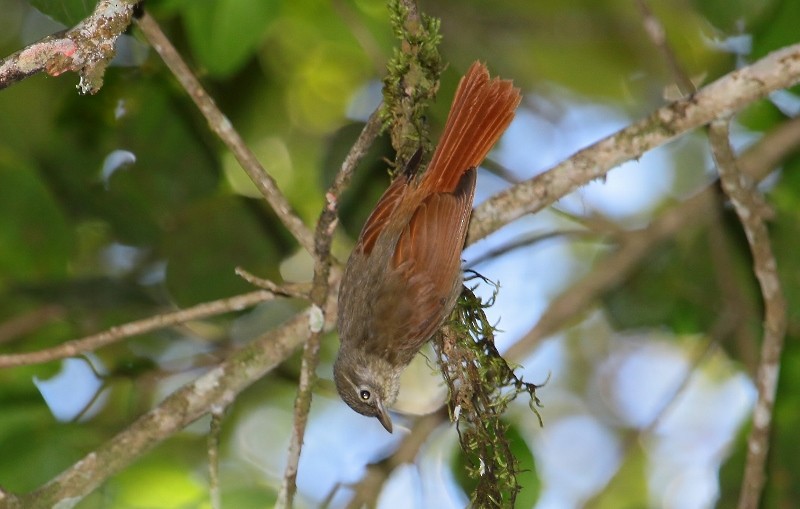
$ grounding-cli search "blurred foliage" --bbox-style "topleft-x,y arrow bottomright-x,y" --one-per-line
588,440 -> 649,509
27,0 -> 94,25
0,0 -> 798,507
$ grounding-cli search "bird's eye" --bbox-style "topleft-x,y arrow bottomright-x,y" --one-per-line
359,389 -> 371,401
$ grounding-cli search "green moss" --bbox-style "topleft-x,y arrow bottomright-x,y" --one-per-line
435,275 -> 545,508
381,0 -> 443,170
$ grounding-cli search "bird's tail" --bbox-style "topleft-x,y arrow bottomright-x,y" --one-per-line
420,62 -> 521,194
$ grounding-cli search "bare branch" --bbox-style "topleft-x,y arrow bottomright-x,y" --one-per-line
468,43 -> 800,245
0,0 -> 139,94
3,309 -> 313,509
234,267 -> 312,298
208,408 -> 225,509
0,290 -> 277,368
134,11 -> 316,254
277,107 -> 383,509
708,119 -> 787,509
635,0 -> 696,95
0,305 -> 65,345
505,115 -> 800,362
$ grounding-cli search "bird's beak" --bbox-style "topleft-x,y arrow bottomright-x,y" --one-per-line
376,400 -> 393,433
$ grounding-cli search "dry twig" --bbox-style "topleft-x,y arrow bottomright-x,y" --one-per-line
0,289 -> 277,368
276,109 -> 383,508
709,119 -> 787,509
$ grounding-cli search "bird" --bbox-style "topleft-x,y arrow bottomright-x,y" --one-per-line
334,61 -> 521,432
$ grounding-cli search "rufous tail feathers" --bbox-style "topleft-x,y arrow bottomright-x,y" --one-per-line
420,61 -> 521,193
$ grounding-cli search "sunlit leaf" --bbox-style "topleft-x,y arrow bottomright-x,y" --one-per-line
182,0 -> 280,77
112,452 -> 210,509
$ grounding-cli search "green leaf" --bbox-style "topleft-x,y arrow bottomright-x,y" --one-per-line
738,100 -> 788,133
771,154 -> 800,326
183,0 -> 281,77
588,440 -> 649,509
690,0 -> 774,34
602,241 -> 715,334
750,0 -> 800,59
162,195 -> 284,306
762,336 -> 800,507
108,448 -> 211,509
0,403 -> 101,491
221,486 -> 277,509
47,75 -> 220,246
507,423 -> 540,507
0,149 -> 72,283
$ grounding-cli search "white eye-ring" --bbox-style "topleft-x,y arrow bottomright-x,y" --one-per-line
359,389 -> 371,401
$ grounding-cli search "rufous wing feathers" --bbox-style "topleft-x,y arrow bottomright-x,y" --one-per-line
357,62 -> 520,255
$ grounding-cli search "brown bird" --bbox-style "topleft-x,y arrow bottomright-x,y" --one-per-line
334,62 -> 521,432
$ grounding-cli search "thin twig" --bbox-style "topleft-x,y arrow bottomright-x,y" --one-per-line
0,305 -> 65,345
0,290 -> 277,368
465,229 -> 599,269
208,407 -> 225,509
708,119 -> 787,509
635,0 -> 696,95
276,109 -> 383,508
134,11 -> 315,254
0,0 -> 139,94
234,267 -> 312,298
468,42 -> 800,245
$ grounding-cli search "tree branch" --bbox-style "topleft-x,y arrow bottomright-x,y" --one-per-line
0,289 -> 278,368
634,0 -> 697,95
708,119 -> 787,509
505,114 -> 800,362
468,42 -> 800,245
0,308 -> 315,509
277,108 -> 383,508
0,0 -> 139,94
134,11 -> 316,254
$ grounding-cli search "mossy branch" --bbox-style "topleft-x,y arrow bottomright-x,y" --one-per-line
381,0 -> 443,171
434,275 -> 545,508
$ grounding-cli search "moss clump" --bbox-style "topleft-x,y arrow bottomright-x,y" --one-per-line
435,274 -> 545,508
381,0 -> 443,170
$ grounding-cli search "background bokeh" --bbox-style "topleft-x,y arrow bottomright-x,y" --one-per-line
1,0 -> 799,507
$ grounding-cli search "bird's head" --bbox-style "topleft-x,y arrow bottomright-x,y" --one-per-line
333,351 -> 401,433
